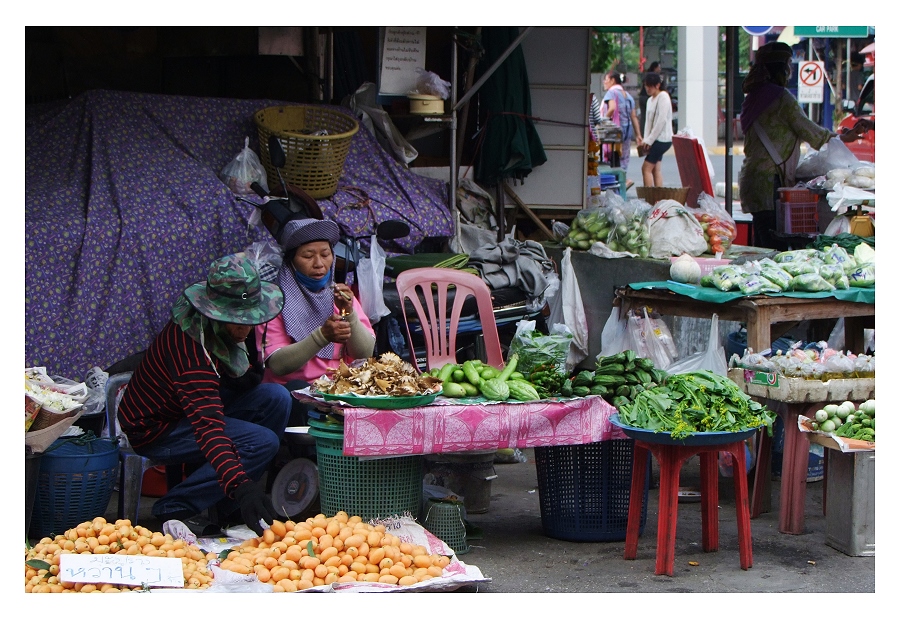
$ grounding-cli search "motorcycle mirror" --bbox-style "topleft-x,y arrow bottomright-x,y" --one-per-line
376,219 -> 411,241
268,135 -> 287,169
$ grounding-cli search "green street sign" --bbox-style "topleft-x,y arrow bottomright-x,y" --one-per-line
793,26 -> 870,38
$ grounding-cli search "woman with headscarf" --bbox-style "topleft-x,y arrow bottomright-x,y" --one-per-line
739,42 -> 868,248
257,218 -> 376,413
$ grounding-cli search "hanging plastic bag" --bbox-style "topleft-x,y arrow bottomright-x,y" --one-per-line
221,137 -> 268,195
623,307 -> 676,369
356,235 -> 391,325
664,314 -> 728,376
600,305 -> 628,357
546,248 -> 588,371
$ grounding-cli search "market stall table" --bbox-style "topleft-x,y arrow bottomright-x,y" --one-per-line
293,390 -> 626,456
616,282 -> 875,535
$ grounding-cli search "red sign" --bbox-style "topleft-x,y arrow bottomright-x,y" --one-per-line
799,61 -> 823,87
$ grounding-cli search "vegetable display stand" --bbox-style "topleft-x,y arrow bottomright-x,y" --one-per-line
622,434 -> 755,576
534,440 -> 648,542
824,449 -> 875,556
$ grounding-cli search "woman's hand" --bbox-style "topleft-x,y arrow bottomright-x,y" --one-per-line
332,283 -> 355,317
320,314 -> 352,343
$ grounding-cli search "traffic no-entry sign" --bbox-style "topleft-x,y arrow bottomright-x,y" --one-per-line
742,26 -> 773,36
797,60 -> 825,104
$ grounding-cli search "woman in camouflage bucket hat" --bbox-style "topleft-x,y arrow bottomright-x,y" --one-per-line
118,252 -> 291,535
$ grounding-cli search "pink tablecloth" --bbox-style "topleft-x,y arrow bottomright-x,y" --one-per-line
302,394 -> 627,457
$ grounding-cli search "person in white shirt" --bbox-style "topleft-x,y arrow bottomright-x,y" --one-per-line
639,72 -> 674,187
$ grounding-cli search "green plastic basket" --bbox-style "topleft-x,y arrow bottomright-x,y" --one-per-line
423,500 -> 469,554
310,430 -> 423,520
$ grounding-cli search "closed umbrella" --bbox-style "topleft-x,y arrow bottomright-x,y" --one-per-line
474,27 -> 547,187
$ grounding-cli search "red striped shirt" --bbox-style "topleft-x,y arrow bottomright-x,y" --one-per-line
118,321 -> 249,497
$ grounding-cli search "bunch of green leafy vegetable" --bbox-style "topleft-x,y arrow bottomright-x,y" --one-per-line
618,370 -> 776,439
510,328 -> 572,377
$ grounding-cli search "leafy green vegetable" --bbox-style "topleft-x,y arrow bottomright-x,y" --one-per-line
618,370 -> 776,439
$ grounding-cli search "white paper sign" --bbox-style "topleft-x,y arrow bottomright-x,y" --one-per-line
379,27 -> 426,96
60,553 -> 185,588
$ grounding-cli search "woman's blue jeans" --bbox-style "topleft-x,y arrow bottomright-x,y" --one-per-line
134,383 -> 292,520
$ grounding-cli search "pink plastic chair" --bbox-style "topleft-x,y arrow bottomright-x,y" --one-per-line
395,267 -> 505,371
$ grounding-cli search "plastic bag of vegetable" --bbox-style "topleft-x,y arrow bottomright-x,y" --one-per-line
818,263 -> 850,289
847,263 -> 875,287
693,192 -> 738,255
645,199 -> 708,259
759,266 -> 793,290
773,249 -> 819,264
738,275 -> 782,295
780,260 -> 819,277
606,200 -> 651,257
707,265 -> 746,292
510,319 -> 574,378
562,206 -> 612,250
790,272 -> 836,292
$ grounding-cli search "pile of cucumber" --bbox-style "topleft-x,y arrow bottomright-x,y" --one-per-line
432,354 -> 542,402
562,350 -> 666,409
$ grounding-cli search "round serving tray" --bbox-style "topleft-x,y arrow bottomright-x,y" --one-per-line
609,413 -> 760,446
319,391 -> 440,409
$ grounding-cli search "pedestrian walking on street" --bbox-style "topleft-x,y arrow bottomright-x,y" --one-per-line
639,72 -> 673,187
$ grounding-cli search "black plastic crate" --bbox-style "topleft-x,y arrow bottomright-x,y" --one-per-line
535,439 -> 649,542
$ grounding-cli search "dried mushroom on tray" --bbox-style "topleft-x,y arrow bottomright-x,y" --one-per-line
313,352 -> 442,397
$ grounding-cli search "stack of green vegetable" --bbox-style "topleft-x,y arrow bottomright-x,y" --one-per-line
561,208 -> 612,250
433,354 -> 542,402
561,350 -> 665,408
618,370 -> 776,440
812,399 -> 875,442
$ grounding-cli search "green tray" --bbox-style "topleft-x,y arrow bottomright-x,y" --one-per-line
320,391 -> 440,409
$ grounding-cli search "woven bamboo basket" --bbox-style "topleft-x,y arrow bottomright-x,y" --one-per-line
254,105 -> 359,199
636,186 -> 690,205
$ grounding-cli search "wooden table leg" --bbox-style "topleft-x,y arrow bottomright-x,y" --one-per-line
745,305 -> 772,355
699,452 -> 719,552
778,403 -> 811,534
624,442 -> 649,560
843,316 -> 869,355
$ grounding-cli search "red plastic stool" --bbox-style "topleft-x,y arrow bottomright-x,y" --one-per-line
624,438 -> 753,576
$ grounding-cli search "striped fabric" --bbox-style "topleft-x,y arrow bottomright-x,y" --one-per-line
118,321 -> 249,496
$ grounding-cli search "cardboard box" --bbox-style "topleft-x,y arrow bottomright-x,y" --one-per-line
728,368 -> 875,403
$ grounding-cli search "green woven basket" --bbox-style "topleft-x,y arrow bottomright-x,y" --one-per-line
311,432 -> 423,520
423,500 -> 469,554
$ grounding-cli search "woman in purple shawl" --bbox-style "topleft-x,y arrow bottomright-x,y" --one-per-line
738,42 -> 867,248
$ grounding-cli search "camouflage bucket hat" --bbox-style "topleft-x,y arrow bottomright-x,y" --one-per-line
183,253 -> 284,325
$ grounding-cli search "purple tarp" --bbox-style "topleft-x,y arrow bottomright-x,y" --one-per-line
25,90 -> 452,379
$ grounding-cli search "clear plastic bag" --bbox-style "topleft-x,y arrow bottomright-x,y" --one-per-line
664,314 -> 728,377
510,319 -> 574,377
624,307 -> 676,370
356,234 -> 391,324
221,137 -> 268,195
694,192 -> 738,255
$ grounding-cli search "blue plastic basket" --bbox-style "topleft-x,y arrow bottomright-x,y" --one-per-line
535,439 -> 649,542
30,436 -> 119,539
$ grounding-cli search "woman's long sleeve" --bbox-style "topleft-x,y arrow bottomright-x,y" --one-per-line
344,310 -> 375,359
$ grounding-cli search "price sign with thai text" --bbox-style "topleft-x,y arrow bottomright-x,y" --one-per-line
60,553 -> 185,588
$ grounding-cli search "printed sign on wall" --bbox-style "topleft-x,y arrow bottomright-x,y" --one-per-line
379,27 -> 426,96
